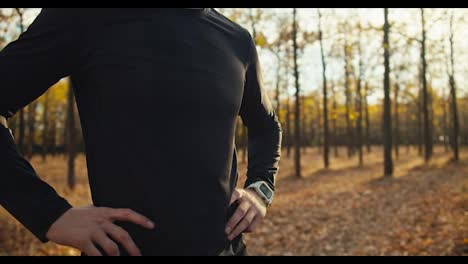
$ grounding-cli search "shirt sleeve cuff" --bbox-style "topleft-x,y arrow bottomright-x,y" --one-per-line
32,198 -> 73,243
244,177 -> 275,192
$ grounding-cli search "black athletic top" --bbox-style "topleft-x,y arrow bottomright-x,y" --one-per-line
0,8 -> 281,256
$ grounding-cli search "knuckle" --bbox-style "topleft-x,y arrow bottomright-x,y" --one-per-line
119,232 -> 131,242
247,216 -> 254,224
232,215 -> 241,223
121,209 -> 133,216
105,243 -> 119,255
91,227 -> 101,236
95,218 -> 107,225
238,207 -> 248,215
76,238 -> 88,248
98,207 -> 110,214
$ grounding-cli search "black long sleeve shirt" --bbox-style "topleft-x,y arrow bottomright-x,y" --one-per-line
0,8 -> 281,256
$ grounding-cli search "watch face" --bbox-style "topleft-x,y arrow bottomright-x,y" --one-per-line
259,183 -> 273,199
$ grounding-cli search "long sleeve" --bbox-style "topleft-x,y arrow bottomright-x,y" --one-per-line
0,8 -> 84,118
0,9 -> 85,242
239,34 -> 282,191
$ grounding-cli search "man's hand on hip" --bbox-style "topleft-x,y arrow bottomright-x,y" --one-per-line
45,206 -> 155,256
225,188 -> 267,241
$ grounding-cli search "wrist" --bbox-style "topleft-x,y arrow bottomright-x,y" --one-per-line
246,181 -> 274,207
245,188 -> 268,208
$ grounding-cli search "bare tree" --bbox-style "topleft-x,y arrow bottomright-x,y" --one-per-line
393,82 -> 401,159
331,82 -> 339,157
356,17 -> 364,166
420,8 -> 433,163
41,91 -> 50,162
383,8 -> 393,177
447,11 -> 460,161
25,101 -> 38,159
66,79 -> 77,189
317,9 -> 330,168
292,8 -> 302,177
343,23 -> 354,159
364,82 -> 371,153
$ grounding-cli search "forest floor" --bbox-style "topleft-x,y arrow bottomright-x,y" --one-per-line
0,146 -> 467,256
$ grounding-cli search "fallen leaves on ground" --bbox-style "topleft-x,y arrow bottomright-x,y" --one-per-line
0,147 -> 467,256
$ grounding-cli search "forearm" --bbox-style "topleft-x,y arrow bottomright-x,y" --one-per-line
0,122 -> 72,243
245,114 -> 282,190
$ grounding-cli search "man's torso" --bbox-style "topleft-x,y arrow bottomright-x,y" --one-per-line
70,8 -> 251,255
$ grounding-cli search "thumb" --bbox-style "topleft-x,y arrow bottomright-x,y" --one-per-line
229,189 -> 241,205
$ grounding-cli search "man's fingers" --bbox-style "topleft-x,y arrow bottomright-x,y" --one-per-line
225,201 -> 250,235
228,209 -> 256,240
108,208 -> 155,229
245,215 -> 261,233
82,242 -> 103,256
103,222 -> 141,256
92,230 -> 120,256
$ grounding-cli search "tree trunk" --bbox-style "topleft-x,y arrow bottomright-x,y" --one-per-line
274,51 -> 282,116
442,88 -> 449,152
420,8 -> 432,163
309,99 -> 315,150
356,22 -> 364,167
285,47 -> 292,159
405,106 -> 411,153
292,8 -> 302,178
383,8 -> 393,177
448,12 -> 460,161
50,115 -> 57,156
332,84 -> 339,158
417,82 -> 423,156
286,90 -> 292,158
26,101 -> 38,159
344,32 -> 353,159
42,91 -> 50,162
318,9 -> 330,168
364,82 -> 371,153
449,73 -> 459,161
394,83 -> 400,159
66,79 -> 77,190
301,96 -> 307,154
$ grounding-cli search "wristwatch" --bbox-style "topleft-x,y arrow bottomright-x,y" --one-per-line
246,181 -> 274,207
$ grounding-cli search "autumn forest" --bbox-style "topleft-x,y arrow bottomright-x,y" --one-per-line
0,8 -> 467,256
